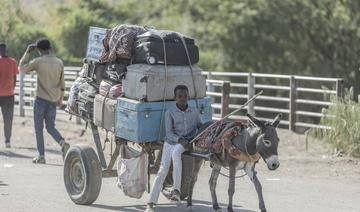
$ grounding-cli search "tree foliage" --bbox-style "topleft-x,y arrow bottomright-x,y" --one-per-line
1,0 -> 360,95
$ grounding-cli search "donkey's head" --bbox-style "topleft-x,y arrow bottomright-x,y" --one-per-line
247,113 -> 281,171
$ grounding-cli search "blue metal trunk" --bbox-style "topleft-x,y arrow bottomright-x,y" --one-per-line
115,97 -> 212,143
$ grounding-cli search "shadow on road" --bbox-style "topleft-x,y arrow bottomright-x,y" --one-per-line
0,151 -> 33,159
16,146 -> 62,155
90,200 -> 255,212
43,163 -> 63,167
0,150 -> 63,167
0,181 -> 9,186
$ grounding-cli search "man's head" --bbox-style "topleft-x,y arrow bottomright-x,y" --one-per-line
174,85 -> 189,108
0,42 -> 7,56
35,38 -> 51,53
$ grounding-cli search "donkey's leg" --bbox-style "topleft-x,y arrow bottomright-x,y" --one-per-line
209,164 -> 221,211
253,174 -> 266,212
227,163 -> 236,212
187,158 -> 203,208
246,164 -> 267,212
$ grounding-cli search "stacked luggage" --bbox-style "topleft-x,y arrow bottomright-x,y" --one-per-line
67,24 -> 212,141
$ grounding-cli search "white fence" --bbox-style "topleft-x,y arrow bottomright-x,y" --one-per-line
15,67 -> 343,132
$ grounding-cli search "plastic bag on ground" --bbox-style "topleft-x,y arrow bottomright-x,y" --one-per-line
116,145 -> 148,199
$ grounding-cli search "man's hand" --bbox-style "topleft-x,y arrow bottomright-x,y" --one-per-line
179,138 -> 189,147
178,138 -> 189,148
57,98 -> 63,107
26,44 -> 37,52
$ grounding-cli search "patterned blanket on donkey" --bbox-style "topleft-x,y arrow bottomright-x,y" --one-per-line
194,120 -> 248,154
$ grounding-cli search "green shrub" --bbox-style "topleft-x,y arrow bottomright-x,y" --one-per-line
310,88 -> 360,157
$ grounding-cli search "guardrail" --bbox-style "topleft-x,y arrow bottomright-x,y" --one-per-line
15,67 -> 343,132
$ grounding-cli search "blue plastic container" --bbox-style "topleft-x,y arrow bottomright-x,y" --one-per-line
115,97 -> 213,143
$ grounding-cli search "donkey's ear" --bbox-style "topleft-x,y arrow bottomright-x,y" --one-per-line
271,113 -> 282,128
247,113 -> 264,128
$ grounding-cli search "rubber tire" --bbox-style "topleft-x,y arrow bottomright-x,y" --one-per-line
162,154 -> 194,200
63,144 -> 102,205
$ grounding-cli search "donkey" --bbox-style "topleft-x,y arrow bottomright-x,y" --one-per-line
187,114 -> 281,212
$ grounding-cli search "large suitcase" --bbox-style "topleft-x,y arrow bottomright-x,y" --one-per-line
115,97 -> 212,143
133,30 -> 199,65
122,64 -> 206,102
93,94 -> 117,132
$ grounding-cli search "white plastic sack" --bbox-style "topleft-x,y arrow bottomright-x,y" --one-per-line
66,77 -> 87,112
117,145 -> 148,199
99,80 -> 112,96
79,63 -> 89,78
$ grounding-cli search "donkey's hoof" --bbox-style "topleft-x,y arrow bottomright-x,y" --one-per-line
185,205 -> 193,211
213,205 -> 221,212
261,209 -> 267,212
227,207 -> 234,212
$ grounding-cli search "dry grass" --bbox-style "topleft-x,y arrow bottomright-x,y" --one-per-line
310,88 -> 360,157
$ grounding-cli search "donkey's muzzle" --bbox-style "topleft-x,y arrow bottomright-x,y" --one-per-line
266,155 -> 280,171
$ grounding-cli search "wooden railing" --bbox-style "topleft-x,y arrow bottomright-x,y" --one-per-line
15,67 -> 343,131
204,71 -> 343,131
15,66 -> 81,123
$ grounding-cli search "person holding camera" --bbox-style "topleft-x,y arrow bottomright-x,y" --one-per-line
0,42 -> 18,148
19,38 -> 69,164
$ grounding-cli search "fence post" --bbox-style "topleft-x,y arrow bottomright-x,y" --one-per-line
207,72 -> 215,110
19,73 -> 25,117
247,73 -> 255,115
335,79 -> 344,99
207,72 -> 214,92
221,81 -> 231,118
289,76 -> 297,131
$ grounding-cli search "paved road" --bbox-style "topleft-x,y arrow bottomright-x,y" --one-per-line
0,117 -> 360,212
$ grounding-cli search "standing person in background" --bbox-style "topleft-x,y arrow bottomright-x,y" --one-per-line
0,42 -> 18,148
19,38 -> 69,164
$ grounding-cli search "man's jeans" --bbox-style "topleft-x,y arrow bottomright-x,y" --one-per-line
0,96 -> 14,143
34,97 -> 64,156
149,142 -> 186,204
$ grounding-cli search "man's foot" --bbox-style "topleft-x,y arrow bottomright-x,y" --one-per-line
32,156 -> 46,164
61,142 -> 70,159
171,189 -> 185,208
171,189 -> 181,202
186,205 -> 193,211
144,203 -> 155,212
5,142 -> 11,148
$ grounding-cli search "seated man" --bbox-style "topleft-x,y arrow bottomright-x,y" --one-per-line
145,85 -> 203,212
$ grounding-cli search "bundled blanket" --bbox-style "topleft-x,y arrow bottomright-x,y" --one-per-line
100,24 -> 146,63
194,121 -> 260,162
195,121 -> 247,153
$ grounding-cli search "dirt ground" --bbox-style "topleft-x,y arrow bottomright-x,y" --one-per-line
0,115 -> 360,212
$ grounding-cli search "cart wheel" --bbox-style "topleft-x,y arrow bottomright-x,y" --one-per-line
162,154 -> 194,200
63,144 -> 102,205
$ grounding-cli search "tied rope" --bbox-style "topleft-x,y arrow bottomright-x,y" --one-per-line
177,33 -> 199,109
152,30 -> 168,143
189,90 -> 263,144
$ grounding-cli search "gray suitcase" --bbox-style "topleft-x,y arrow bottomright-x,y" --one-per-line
122,64 -> 206,102
93,94 -> 117,132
